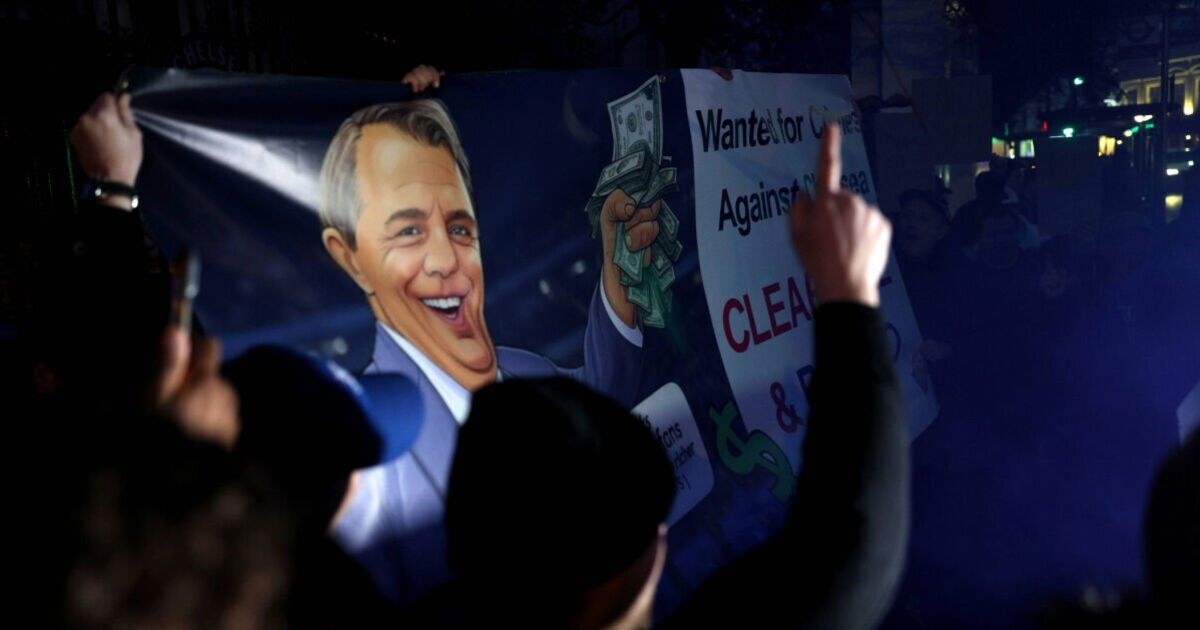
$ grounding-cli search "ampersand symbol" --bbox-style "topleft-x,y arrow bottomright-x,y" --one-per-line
771,382 -> 803,432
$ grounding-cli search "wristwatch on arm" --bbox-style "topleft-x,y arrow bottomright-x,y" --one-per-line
83,177 -> 139,211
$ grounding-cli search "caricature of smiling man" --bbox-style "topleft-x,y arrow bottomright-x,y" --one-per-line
319,100 -> 652,601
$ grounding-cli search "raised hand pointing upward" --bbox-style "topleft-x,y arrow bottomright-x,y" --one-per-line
789,124 -> 892,308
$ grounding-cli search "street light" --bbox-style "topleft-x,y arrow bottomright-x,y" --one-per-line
1073,76 -> 1085,86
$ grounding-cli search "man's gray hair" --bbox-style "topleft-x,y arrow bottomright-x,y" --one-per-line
319,99 -> 472,249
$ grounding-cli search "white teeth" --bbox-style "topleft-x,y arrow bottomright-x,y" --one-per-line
422,297 -> 462,310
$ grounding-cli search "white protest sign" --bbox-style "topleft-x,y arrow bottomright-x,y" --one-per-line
682,70 -> 938,472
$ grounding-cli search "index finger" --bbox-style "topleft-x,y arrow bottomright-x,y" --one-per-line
817,122 -> 842,196
604,188 -> 637,222
191,336 -> 223,378
118,92 -> 136,127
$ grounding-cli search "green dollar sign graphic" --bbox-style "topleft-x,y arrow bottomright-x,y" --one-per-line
707,402 -> 795,502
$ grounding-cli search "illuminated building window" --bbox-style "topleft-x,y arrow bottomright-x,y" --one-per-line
991,137 -> 1007,158
1167,194 -> 1184,222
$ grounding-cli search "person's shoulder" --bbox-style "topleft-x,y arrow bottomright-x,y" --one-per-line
289,533 -> 404,627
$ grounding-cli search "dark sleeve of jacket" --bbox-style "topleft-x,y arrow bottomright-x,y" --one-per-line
76,201 -> 168,275
666,303 -> 909,630
40,199 -> 170,324
30,201 -> 171,405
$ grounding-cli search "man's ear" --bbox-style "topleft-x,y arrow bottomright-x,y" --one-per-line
323,227 -> 373,294
576,524 -> 669,630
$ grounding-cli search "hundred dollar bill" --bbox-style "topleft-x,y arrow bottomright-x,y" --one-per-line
593,148 -> 653,198
637,166 -> 677,206
627,281 -> 651,310
658,200 -> 679,241
660,233 -> 683,262
613,223 -> 643,285
652,243 -> 676,282
608,75 -> 663,162
642,279 -> 666,328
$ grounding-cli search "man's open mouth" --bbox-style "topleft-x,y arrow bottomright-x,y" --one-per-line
422,296 -> 464,322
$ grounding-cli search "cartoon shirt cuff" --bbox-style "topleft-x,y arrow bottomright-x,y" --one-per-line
601,284 -> 644,348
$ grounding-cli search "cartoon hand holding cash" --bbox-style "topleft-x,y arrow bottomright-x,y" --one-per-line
600,193 -> 662,327
586,76 -> 682,330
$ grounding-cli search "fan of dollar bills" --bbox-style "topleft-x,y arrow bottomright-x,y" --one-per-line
585,76 -> 681,328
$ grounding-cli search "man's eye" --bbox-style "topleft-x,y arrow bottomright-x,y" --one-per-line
450,225 -> 474,238
394,226 -> 421,238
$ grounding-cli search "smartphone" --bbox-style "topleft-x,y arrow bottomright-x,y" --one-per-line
170,249 -> 201,334
112,66 -> 132,95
